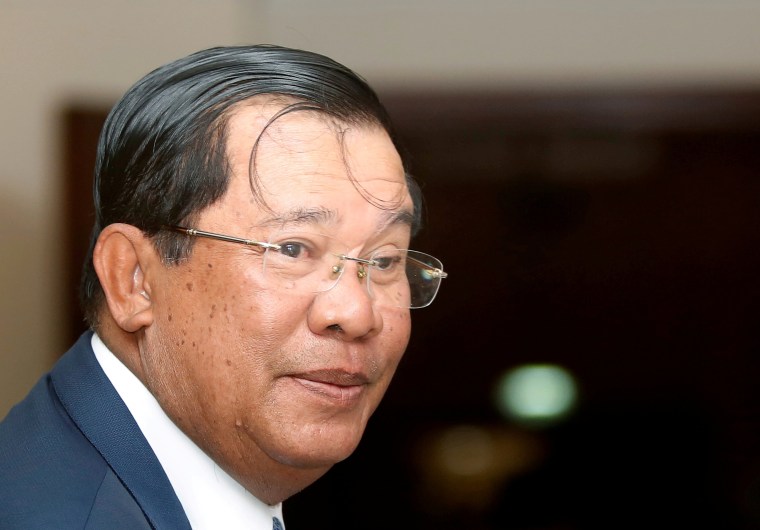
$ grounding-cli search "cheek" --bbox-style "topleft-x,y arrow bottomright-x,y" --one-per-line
387,309 -> 412,349
189,260 -> 312,372
376,309 -> 412,377
148,263 -> 246,374
172,257 -> 267,331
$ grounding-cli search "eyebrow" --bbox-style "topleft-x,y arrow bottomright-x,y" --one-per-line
260,206 -> 337,228
259,206 -> 414,231
378,209 -> 415,231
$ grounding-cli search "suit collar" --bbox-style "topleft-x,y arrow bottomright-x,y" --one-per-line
51,332 -> 190,529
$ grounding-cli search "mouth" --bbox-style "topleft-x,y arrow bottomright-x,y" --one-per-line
289,369 -> 370,404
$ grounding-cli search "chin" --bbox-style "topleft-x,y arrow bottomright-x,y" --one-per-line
271,424 -> 366,470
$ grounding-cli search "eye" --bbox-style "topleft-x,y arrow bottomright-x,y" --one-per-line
278,242 -> 308,259
371,252 -> 403,271
270,232 -> 332,262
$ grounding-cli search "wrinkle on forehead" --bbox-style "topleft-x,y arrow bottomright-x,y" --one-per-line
258,206 -> 337,229
335,126 -> 410,212
257,206 -> 414,233
226,103 -> 408,216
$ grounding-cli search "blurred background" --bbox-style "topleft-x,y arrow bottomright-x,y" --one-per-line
2,1 -> 759,528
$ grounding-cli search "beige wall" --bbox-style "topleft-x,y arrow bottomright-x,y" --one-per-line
2,0 -> 760,417
0,0 -> 252,417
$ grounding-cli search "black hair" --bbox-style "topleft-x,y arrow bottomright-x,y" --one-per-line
80,44 -> 421,329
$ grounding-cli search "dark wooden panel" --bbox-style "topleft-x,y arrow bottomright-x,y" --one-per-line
61,107 -> 108,346
62,90 -> 760,529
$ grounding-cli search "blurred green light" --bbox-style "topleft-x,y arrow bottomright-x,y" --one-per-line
495,364 -> 577,425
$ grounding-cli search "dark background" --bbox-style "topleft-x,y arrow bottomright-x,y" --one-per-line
63,90 -> 760,529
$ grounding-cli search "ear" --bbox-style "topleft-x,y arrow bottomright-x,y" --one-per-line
93,223 -> 157,333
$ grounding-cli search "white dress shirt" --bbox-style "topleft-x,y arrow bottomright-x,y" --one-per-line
92,334 -> 284,530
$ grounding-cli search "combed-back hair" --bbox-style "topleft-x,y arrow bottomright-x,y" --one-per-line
80,44 -> 421,329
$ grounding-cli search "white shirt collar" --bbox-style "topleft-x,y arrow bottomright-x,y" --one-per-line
92,333 -> 284,530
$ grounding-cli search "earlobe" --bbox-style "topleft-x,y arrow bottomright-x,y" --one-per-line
93,224 -> 156,333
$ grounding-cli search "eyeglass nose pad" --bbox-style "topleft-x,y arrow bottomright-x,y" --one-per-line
326,257 -> 370,295
326,262 -> 343,290
338,258 -> 369,281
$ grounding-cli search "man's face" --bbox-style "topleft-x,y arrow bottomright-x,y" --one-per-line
138,103 -> 413,489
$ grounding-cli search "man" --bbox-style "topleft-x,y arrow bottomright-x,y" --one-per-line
0,45 -> 446,529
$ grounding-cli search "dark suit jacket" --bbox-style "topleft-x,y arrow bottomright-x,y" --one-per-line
0,332 -> 191,529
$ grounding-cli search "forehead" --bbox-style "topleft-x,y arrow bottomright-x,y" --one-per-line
221,101 -> 412,230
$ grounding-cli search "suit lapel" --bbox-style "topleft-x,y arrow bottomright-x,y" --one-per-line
51,332 -> 191,530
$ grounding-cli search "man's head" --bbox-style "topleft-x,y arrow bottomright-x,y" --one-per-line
81,45 -> 421,325
81,45 -> 441,504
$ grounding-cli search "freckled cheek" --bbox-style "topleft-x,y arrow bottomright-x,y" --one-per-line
376,311 -> 412,376
194,261 -> 252,321
204,271 -> 293,340
386,310 -> 412,343
154,271 -> 214,347
161,259 -> 300,356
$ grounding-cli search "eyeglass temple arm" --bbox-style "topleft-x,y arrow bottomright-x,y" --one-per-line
166,226 -> 447,279
407,255 -> 448,280
165,226 -> 281,251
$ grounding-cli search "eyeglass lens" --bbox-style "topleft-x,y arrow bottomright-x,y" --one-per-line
261,232 -> 445,309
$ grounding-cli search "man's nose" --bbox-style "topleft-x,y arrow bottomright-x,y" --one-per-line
306,261 -> 382,341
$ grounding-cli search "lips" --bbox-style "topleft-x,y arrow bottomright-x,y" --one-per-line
290,369 -> 370,403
